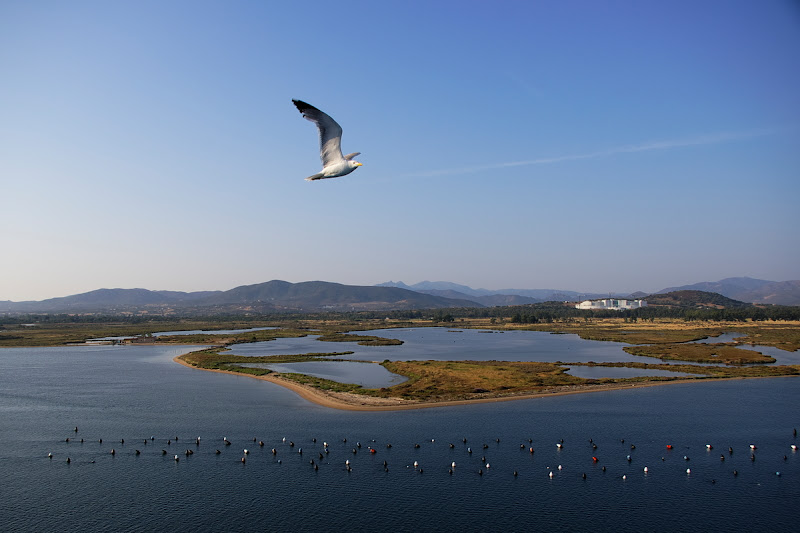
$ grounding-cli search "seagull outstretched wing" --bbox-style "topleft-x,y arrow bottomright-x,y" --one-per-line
292,99 -> 345,168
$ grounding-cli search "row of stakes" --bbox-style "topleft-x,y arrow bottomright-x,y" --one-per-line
52,428 -> 797,477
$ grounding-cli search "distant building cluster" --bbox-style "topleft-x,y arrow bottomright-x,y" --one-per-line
575,298 -> 647,311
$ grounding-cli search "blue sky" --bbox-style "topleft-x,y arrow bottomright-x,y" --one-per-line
1,0 -> 798,301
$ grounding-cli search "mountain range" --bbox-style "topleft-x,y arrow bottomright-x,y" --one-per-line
380,277 -> 800,306
1,277 -> 797,315
0,280 -> 480,314
656,277 -> 800,306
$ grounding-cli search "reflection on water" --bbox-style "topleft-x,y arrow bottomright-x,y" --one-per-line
229,327 -> 645,363
229,327 -> 734,367
691,332 -> 800,365
228,328 -> 727,386
166,326 -> 796,388
92,327 -> 277,342
745,344 -> 800,365
228,335 -> 338,356
693,332 -> 745,344
238,361 -> 407,388
153,326 -> 277,337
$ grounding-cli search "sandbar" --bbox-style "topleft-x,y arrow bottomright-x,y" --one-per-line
173,355 -> 742,412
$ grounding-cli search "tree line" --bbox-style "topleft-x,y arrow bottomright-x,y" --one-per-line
2,302 -> 800,326
376,303 -> 800,322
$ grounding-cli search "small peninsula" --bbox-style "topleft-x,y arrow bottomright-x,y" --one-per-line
169,317 -> 800,411
2,316 -> 799,410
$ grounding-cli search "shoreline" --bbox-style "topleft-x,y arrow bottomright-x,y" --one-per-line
172,355 -> 753,412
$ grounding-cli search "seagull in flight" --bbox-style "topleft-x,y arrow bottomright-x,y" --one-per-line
292,99 -> 362,181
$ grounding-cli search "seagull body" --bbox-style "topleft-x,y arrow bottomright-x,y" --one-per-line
292,99 -> 362,181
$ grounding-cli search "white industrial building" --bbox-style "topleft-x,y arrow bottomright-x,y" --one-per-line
575,299 -> 647,310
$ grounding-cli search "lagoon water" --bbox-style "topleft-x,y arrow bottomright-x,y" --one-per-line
241,360 -> 409,388
228,327 -> 800,370
229,327 -> 647,364
2,337 -> 799,532
153,326 -> 277,337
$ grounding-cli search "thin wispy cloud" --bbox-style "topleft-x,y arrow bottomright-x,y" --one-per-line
405,127 -> 782,178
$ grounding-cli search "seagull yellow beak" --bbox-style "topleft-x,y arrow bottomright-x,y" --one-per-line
355,162 -> 363,166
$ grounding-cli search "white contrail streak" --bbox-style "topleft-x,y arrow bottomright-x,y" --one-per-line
405,128 -> 779,178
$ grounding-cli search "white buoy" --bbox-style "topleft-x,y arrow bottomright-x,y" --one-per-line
686,468 -> 691,474
791,444 -> 797,451
643,466 -> 649,473
556,443 -> 562,449
557,464 -> 562,471
345,459 -> 350,466
486,463 -> 490,469
451,461 -> 456,468
706,444 -> 712,450
622,475 -> 627,480
750,444 -> 756,450
549,471 -> 554,478
413,461 -> 418,468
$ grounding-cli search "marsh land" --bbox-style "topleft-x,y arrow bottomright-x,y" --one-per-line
3,316 -> 798,410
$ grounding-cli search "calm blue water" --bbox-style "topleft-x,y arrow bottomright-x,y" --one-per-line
229,327 -> 647,363
240,361 -> 408,388
1,343 -> 798,532
93,326 -> 277,341
689,332 -> 800,365
153,326 -> 277,337
228,328 -> 723,381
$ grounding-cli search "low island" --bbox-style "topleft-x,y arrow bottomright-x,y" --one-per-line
2,316 -> 799,410
168,317 -> 800,411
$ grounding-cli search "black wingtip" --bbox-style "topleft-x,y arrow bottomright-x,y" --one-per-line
292,99 -> 315,113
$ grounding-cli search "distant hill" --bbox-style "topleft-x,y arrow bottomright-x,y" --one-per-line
659,276 -> 770,294
383,278 -> 800,305
0,288 -> 221,313
4,277 -> 797,316
377,281 -> 622,303
735,280 -> 800,306
0,281 -> 482,314
644,290 -> 750,309
412,289 -> 542,306
657,277 -> 800,306
198,280 -> 481,311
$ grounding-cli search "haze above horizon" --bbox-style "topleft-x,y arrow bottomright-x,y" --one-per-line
2,1 -> 798,302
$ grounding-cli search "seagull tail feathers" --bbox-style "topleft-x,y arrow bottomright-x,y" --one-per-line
305,173 -> 326,181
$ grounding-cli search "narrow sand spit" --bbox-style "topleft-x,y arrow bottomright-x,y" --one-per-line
173,355 -> 732,412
